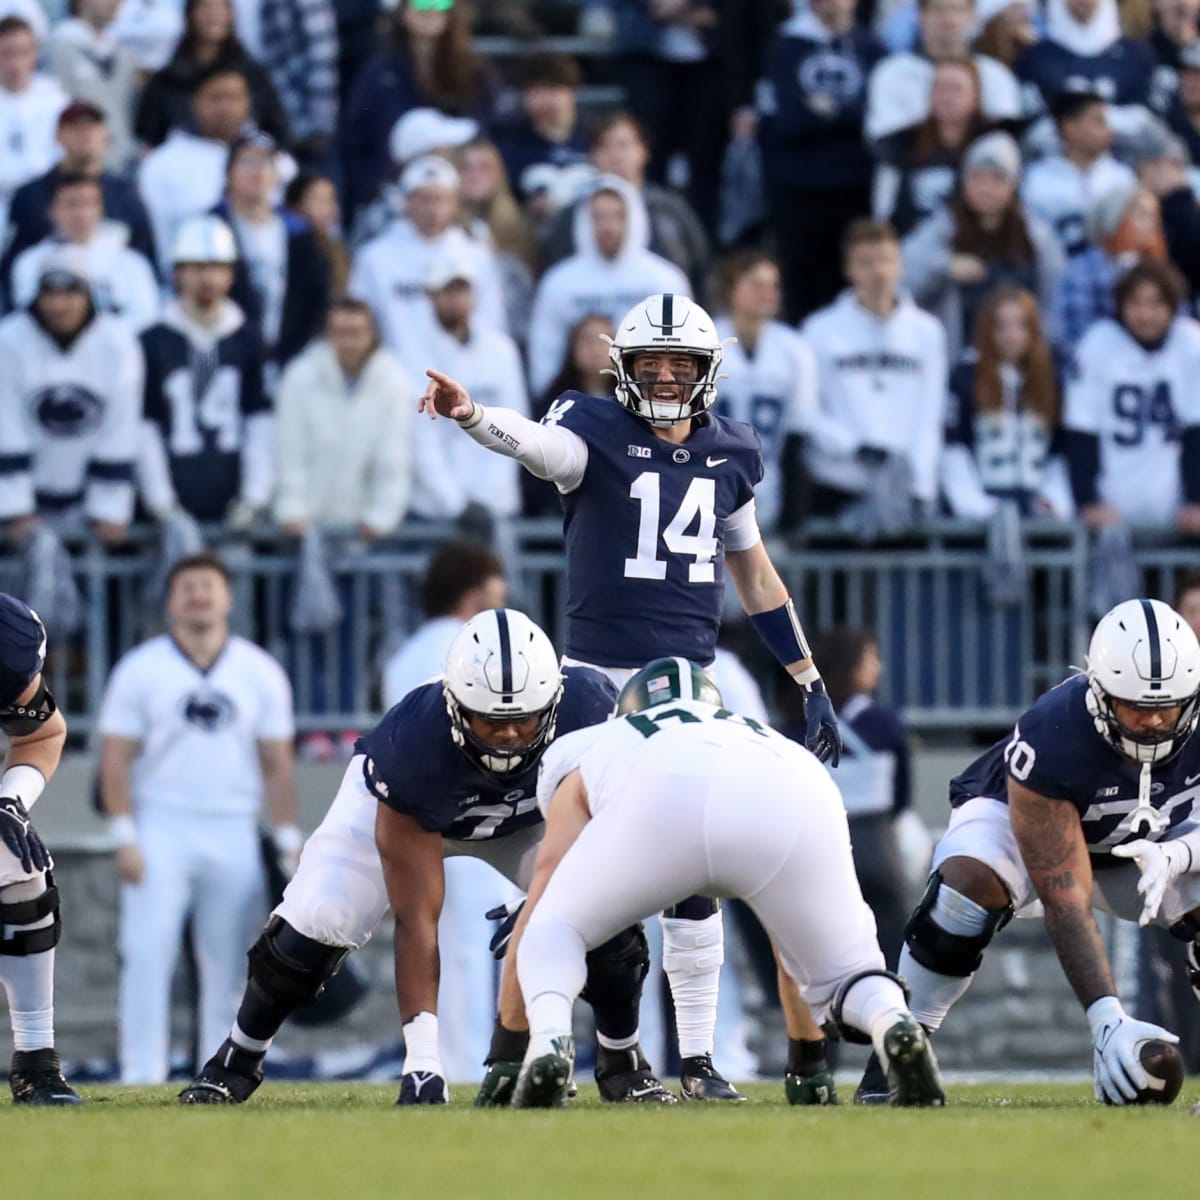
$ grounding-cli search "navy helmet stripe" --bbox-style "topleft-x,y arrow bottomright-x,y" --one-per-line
662,293 -> 674,333
1140,599 -> 1162,689
495,609 -> 513,694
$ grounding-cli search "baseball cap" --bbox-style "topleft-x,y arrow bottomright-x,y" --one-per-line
1126,120 -> 1191,167
400,154 -> 460,195
389,108 -> 478,165
58,100 -> 105,127
962,131 -> 1022,184
426,252 -> 475,291
38,245 -> 91,291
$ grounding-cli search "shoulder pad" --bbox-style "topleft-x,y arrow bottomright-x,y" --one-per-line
0,596 -> 46,707
0,677 -> 56,737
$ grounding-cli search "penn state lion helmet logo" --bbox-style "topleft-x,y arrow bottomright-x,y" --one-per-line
181,689 -> 236,731
30,384 -> 105,438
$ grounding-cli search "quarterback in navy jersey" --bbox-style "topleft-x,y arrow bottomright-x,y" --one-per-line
857,599 -> 1200,1106
420,292 -> 842,1105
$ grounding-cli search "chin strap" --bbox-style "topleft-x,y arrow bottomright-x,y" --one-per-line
1130,761 -> 1168,836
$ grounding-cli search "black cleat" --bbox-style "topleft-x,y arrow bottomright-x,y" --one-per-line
882,1016 -> 945,1107
512,1036 -> 575,1109
179,1038 -> 264,1105
595,1044 -> 677,1104
10,1048 -> 82,1106
680,1054 -> 747,1102
853,1050 -> 891,1105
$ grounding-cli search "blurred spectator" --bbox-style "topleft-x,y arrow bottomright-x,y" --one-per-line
1143,151 -> 1200,291
970,0 -> 1039,68
284,170 -> 350,293
135,0 -> 289,149
274,298 -> 412,540
545,111 -> 710,290
1063,259 -> 1200,531
407,253 -> 527,523
801,219 -> 948,517
2,101 -> 156,296
0,0 -> 44,40
1052,182 -> 1166,354
10,173 -> 160,332
757,0 -> 883,319
782,625 -> 915,967
712,250 -> 817,534
0,247 -> 140,544
1163,40 -> 1200,161
349,155 -> 506,370
1021,91 -> 1135,259
47,0 -> 138,173
255,0 -> 339,163
341,0 -> 494,220
109,0 -> 184,71
390,104 -> 478,167
526,175 -> 689,396
942,285 -> 1071,517
138,215 -> 272,525
1148,0 -> 1200,116
0,16 -> 69,228
865,0 -> 1021,143
903,131 -> 1065,362
523,312 -> 615,515
494,52 -> 590,204
873,58 -> 989,237
216,132 -> 330,383
458,136 -> 536,344
1014,0 -> 1154,138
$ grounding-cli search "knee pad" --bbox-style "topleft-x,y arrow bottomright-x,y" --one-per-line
829,968 -> 911,1045
663,895 -> 721,921
581,924 -> 650,1010
246,916 -> 352,1008
904,870 -> 1013,978
0,871 -> 60,956
661,910 -> 724,974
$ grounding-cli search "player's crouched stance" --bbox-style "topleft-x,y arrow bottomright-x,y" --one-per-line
857,599 -> 1200,1106
502,658 -> 945,1109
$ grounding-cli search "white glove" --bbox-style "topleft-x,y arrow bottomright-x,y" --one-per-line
1110,838 -> 1193,926
272,824 -> 304,878
1086,996 -> 1179,1105
894,809 -> 934,891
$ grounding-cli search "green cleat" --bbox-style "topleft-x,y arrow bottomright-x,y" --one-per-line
882,1016 -> 945,1107
785,1068 -> 840,1106
475,1059 -> 521,1107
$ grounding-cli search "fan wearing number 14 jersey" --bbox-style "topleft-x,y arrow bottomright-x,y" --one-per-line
420,292 -> 843,1105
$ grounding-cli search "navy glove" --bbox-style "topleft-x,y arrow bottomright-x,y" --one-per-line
486,900 -> 525,959
800,679 -> 841,767
0,795 -> 48,874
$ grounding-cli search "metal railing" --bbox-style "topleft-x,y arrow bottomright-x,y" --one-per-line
7,517 -> 1194,738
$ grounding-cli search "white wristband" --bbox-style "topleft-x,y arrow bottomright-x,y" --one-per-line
456,402 -> 484,430
108,814 -> 138,848
273,824 -> 303,857
402,1011 -> 443,1075
0,764 -> 45,811
791,664 -> 821,688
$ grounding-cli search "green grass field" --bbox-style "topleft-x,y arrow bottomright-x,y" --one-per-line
11,1082 -> 1200,1200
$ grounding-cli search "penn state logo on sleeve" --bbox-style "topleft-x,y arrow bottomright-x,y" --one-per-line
28,384 -> 106,439
181,688 -> 236,731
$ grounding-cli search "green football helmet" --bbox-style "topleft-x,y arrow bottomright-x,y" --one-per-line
615,657 -> 723,715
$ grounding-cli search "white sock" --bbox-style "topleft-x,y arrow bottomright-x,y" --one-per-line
526,993 -> 573,1053
0,877 -> 55,1052
838,974 -> 910,1060
230,1023 -> 272,1055
661,912 -> 723,1059
516,918 -> 588,1046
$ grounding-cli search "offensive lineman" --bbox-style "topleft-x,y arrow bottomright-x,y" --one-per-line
0,595 -> 79,1104
857,599 -> 1200,1104
421,292 -> 842,1103
181,610 -> 670,1106
504,657 -> 944,1109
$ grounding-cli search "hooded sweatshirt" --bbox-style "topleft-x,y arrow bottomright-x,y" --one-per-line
526,174 -> 690,396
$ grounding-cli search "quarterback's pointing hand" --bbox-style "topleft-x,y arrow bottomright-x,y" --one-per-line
420,370 -> 475,422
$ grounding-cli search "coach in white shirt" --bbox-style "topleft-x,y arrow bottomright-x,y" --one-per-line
98,553 -> 301,1085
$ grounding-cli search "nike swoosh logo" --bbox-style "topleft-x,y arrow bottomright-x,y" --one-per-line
629,1085 -> 663,1098
706,456 -> 727,467
1187,773 -> 1200,786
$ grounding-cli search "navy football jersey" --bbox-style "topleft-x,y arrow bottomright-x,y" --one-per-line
0,594 -> 45,707
950,674 -> 1200,860
544,391 -> 764,668
361,666 -> 617,840
140,315 -> 268,521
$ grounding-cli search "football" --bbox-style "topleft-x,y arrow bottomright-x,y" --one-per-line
1135,1040 -> 1185,1106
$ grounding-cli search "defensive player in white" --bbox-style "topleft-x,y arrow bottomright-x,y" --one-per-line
501,657 -> 944,1108
98,553 -> 300,1084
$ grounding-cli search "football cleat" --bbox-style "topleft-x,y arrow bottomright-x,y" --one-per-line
785,1068 -> 840,1106
882,1016 -> 945,1107
397,1071 -> 449,1105
679,1054 -> 747,1102
853,1051 -> 891,1105
10,1048 -> 82,1106
475,1060 -> 521,1107
512,1035 -> 575,1109
595,1044 -> 677,1104
178,1038 -> 264,1105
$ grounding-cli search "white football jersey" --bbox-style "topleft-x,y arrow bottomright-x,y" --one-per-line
1020,154 -> 1135,258
1065,316 -> 1200,525
713,318 -> 816,530
98,634 -> 294,816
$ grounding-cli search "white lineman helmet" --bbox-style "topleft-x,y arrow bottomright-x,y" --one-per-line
1085,598 -> 1200,763
443,608 -> 563,776
171,215 -> 239,266
607,293 -> 723,427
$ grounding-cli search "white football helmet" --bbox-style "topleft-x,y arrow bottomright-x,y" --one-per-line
1085,598 -> 1200,763
171,215 -> 238,266
606,293 -> 724,427
443,608 -> 563,776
